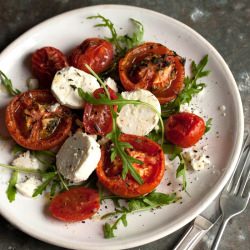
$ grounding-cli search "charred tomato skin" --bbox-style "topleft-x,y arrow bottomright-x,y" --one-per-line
83,88 -> 117,136
165,112 -> 205,148
69,38 -> 114,74
119,42 -> 185,104
5,90 -> 72,150
31,46 -> 68,88
96,134 -> 165,198
49,187 -> 100,222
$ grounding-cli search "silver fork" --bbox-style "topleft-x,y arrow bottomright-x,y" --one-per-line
211,145 -> 250,250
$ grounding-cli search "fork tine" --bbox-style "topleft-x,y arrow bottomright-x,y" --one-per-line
238,147 -> 250,196
230,146 -> 250,194
226,132 -> 249,192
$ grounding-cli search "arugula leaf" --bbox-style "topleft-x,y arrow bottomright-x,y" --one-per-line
12,144 -> 26,155
31,150 -> 56,165
50,180 -> 60,197
6,171 -> 18,202
0,70 -> 21,96
87,15 -> 144,57
102,191 -> 179,238
205,118 -> 212,133
103,223 -> 115,238
147,129 -> 162,144
176,154 -> 187,191
161,55 -> 210,117
143,191 -> 178,206
107,110 -> 143,184
32,172 -> 57,197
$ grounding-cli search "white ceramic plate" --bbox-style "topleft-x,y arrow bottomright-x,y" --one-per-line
0,5 -> 244,250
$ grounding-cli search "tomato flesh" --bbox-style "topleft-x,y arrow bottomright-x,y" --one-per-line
49,187 -> 100,222
165,112 -> 205,148
119,42 -> 185,104
69,38 -> 114,74
83,88 -> 117,136
5,90 -> 72,150
96,134 -> 165,198
32,46 -> 68,88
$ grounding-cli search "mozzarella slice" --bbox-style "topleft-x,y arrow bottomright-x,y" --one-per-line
12,151 -> 41,170
51,66 -> 100,109
15,177 -> 42,197
104,77 -> 118,92
56,131 -> 101,183
116,89 -> 161,136
182,151 -> 211,170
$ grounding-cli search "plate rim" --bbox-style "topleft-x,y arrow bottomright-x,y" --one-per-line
0,4 -> 244,250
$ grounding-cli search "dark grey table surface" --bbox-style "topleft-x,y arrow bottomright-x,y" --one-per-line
0,1 -> 249,250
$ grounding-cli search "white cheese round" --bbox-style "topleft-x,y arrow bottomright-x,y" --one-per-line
15,177 -> 42,197
182,151 -> 211,171
116,89 -> 161,136
51,66 -> 100,109
104,77 -> 118,92
56,131 -> 101,183
12,151 -> 41,170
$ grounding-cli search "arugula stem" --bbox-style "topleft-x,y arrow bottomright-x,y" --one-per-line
6,171 -> 18,202
88,14 -> 123,52
0,163 -> 42,174
101,204 -> 161,220
0,70 -> 21,96
84,64 -> 110,99
57,171 -> 69,191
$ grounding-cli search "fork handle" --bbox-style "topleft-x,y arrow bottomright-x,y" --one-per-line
211,218 -> 230,250
173,215 -> 212,250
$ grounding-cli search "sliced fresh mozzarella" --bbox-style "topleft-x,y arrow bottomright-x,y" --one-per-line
51,66 -> 100,109
15,177 -> 42,197
104,77 -> 118,92
116,89 -> 161,136
56,131 -> 101,183
182,151 -> 211,170
12,151 -> 41,170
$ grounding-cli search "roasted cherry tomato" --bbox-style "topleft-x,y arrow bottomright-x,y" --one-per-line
119,42 -> 185,104
69,38 -> 114,74
83,88 -> 117,136
96,134 -> 165,198
49,187 -> 100,222
165,112 -> 205,148
32,46 -> 68,88
5,90 -> 72,150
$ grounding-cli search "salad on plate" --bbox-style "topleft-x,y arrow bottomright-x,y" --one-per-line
0,14 -> 212,238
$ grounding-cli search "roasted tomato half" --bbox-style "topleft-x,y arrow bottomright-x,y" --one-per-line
96,134 -> 165,198
83,88 -> 117,136
165,112 -> 205,148
5,90 -> 72,150
32,46 -> 68,88
49,187 -> 100,222
69,38 -> 114,74
119,42 -> 185,104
